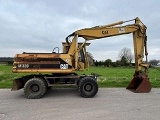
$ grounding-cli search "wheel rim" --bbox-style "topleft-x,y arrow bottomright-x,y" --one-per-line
84,83 -> 93,92
30,84 -> 39,92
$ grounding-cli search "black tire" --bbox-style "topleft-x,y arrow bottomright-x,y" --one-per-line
79,77 -> 98,98
24,78 -> 47,99
47,86 -> 52,90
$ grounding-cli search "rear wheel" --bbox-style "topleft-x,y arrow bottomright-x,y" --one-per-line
24,78 -> 47,99
79,77 -> 98,98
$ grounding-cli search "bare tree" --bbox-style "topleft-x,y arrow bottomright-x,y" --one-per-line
118,47 -> 134,63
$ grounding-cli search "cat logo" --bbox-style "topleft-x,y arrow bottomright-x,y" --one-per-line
60,64 -> 68,69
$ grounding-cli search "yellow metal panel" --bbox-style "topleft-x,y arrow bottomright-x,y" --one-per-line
12,68 -> 75,73
59,54 -> 72,66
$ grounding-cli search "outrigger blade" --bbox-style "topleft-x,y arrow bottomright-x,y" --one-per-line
12,78 -> 24,90
126,72 -> 151,93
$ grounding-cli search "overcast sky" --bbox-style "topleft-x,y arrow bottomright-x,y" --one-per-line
0,0 -> 159,61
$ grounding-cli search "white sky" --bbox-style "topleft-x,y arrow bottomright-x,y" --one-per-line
0,0 -> 159,61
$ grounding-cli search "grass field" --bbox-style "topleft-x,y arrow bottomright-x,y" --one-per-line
0,64 -> 160,88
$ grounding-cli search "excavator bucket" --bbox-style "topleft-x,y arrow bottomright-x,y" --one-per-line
126,72 -> 151,93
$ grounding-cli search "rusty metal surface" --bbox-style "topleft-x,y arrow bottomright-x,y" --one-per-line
11,78 -> 24,90
11,75 -> 35,90
126,73 -> 151,93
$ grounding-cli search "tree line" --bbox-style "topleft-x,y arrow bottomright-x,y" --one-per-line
92,47 -> 159,67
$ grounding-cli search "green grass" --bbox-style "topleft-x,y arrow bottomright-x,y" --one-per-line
0,64 -> 28,88
0,64 -> 160,88
77,67 -> 133,87
78,66 -> 160,88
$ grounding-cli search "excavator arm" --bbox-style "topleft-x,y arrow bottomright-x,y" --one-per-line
66,17 -> 151,92
67,17 -> 146,40
66,17 -> 148,72
67,22 -> 139,40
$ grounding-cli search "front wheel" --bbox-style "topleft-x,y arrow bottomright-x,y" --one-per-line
24,78 -> 47,99
79,77 -> 98,98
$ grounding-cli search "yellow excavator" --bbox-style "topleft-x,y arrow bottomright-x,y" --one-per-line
12,17 -> 151,99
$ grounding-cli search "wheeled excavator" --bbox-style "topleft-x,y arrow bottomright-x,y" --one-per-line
12,17 -> 151,99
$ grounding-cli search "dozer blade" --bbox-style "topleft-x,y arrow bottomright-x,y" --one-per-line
11,78 -> 24,91
126,73 -> 151,93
